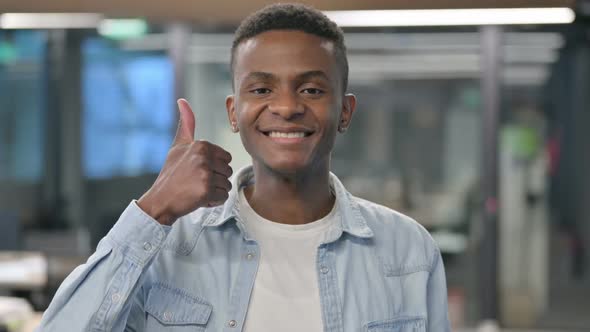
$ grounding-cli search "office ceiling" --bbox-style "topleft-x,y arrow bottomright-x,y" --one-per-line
0,0 -> 576,25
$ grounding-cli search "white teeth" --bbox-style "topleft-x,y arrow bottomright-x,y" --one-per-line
268,131 -> 306,138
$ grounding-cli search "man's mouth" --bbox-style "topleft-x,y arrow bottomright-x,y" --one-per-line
259,128 -> 314,143
266,131 -> 309,138
260,127 -> 314,136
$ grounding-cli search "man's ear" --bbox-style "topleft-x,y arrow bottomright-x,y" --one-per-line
338,93 -> 357,133
226,95 -> 239,132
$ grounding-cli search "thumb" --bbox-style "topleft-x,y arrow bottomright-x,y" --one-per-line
173,98 -> 196,145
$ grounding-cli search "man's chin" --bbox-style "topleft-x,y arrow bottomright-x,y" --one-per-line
258,158 -> 313,177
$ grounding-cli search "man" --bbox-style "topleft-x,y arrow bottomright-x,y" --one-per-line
38,3 -> 450,331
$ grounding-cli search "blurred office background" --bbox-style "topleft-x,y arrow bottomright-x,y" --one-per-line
0,0 -> 589,331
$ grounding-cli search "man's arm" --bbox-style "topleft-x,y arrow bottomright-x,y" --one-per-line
37,202 -> 169,331
426,248 -> 451,331
37,99 -> 233,331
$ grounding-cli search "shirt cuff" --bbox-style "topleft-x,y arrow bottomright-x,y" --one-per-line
105,200 -> 171,265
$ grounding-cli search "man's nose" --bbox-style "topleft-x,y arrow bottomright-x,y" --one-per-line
268,91 -> 305,120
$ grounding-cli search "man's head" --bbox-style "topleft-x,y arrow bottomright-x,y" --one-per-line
230,3 -> 348,93
226,3 -> 356,177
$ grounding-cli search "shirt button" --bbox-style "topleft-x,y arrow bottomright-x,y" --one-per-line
111,293 -> 121,303
320,266 -> 329,274
228,319 -> 237,328
143,242 -> 152,252
245,253 -> 255,260
163,311 -> 172,321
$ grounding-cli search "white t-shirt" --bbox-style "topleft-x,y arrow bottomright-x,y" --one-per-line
238,188 -> 338,332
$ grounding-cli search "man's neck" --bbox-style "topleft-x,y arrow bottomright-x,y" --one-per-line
244,162 -> 335,225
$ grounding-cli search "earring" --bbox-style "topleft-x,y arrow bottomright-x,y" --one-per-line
231,122 -> 238,132
338,122 -> 347,133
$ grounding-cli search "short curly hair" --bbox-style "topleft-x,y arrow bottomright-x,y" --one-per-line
230,3 -> 348,92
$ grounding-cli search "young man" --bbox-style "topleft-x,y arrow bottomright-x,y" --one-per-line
38,4 -> 450,331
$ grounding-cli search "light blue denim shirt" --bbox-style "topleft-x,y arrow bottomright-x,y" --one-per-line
38,166 -> 450,332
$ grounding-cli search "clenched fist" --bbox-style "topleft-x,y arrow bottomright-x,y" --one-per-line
137,99 -> 233,226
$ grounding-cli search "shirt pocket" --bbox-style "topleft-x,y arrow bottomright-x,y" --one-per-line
145,284 -> 212,331
364,316 -> 426,332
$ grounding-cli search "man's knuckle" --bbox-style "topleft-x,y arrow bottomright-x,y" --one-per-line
202,170 -> 212,182
196,156 -> 208,168
194,141 -> 209,154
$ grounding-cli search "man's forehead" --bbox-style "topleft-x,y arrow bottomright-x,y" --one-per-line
235,30 -> 336,59
232,30 -> 343,90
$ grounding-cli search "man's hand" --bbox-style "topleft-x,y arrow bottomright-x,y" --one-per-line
137,99 -> 233,226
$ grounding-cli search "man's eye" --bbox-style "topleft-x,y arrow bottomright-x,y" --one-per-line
301,88 -> 324,95
251,88 -> 271,94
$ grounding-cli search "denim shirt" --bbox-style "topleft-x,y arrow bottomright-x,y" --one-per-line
37,166 -> 450,332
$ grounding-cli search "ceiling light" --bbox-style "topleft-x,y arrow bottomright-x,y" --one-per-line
324,8 -> 575,27
98,19 -> 148,40
0,13 -> 102,29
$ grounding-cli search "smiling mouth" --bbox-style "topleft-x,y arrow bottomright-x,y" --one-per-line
265,131 -> 311,138
260,129 -> 314,138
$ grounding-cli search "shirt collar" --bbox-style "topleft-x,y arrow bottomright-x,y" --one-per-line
202,165 -> 374,239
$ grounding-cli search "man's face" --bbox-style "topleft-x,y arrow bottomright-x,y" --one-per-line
226,30 -> 355,176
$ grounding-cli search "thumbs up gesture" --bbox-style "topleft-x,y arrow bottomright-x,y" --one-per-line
137,99 -> 233,226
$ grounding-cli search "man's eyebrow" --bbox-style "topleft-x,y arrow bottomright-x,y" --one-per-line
242,70 -> 330,83
297,70 -> 330,82
243,71 -> 276,82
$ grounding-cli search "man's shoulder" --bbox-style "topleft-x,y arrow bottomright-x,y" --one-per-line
351,196 -> 439,255
353,196 -> 425,232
